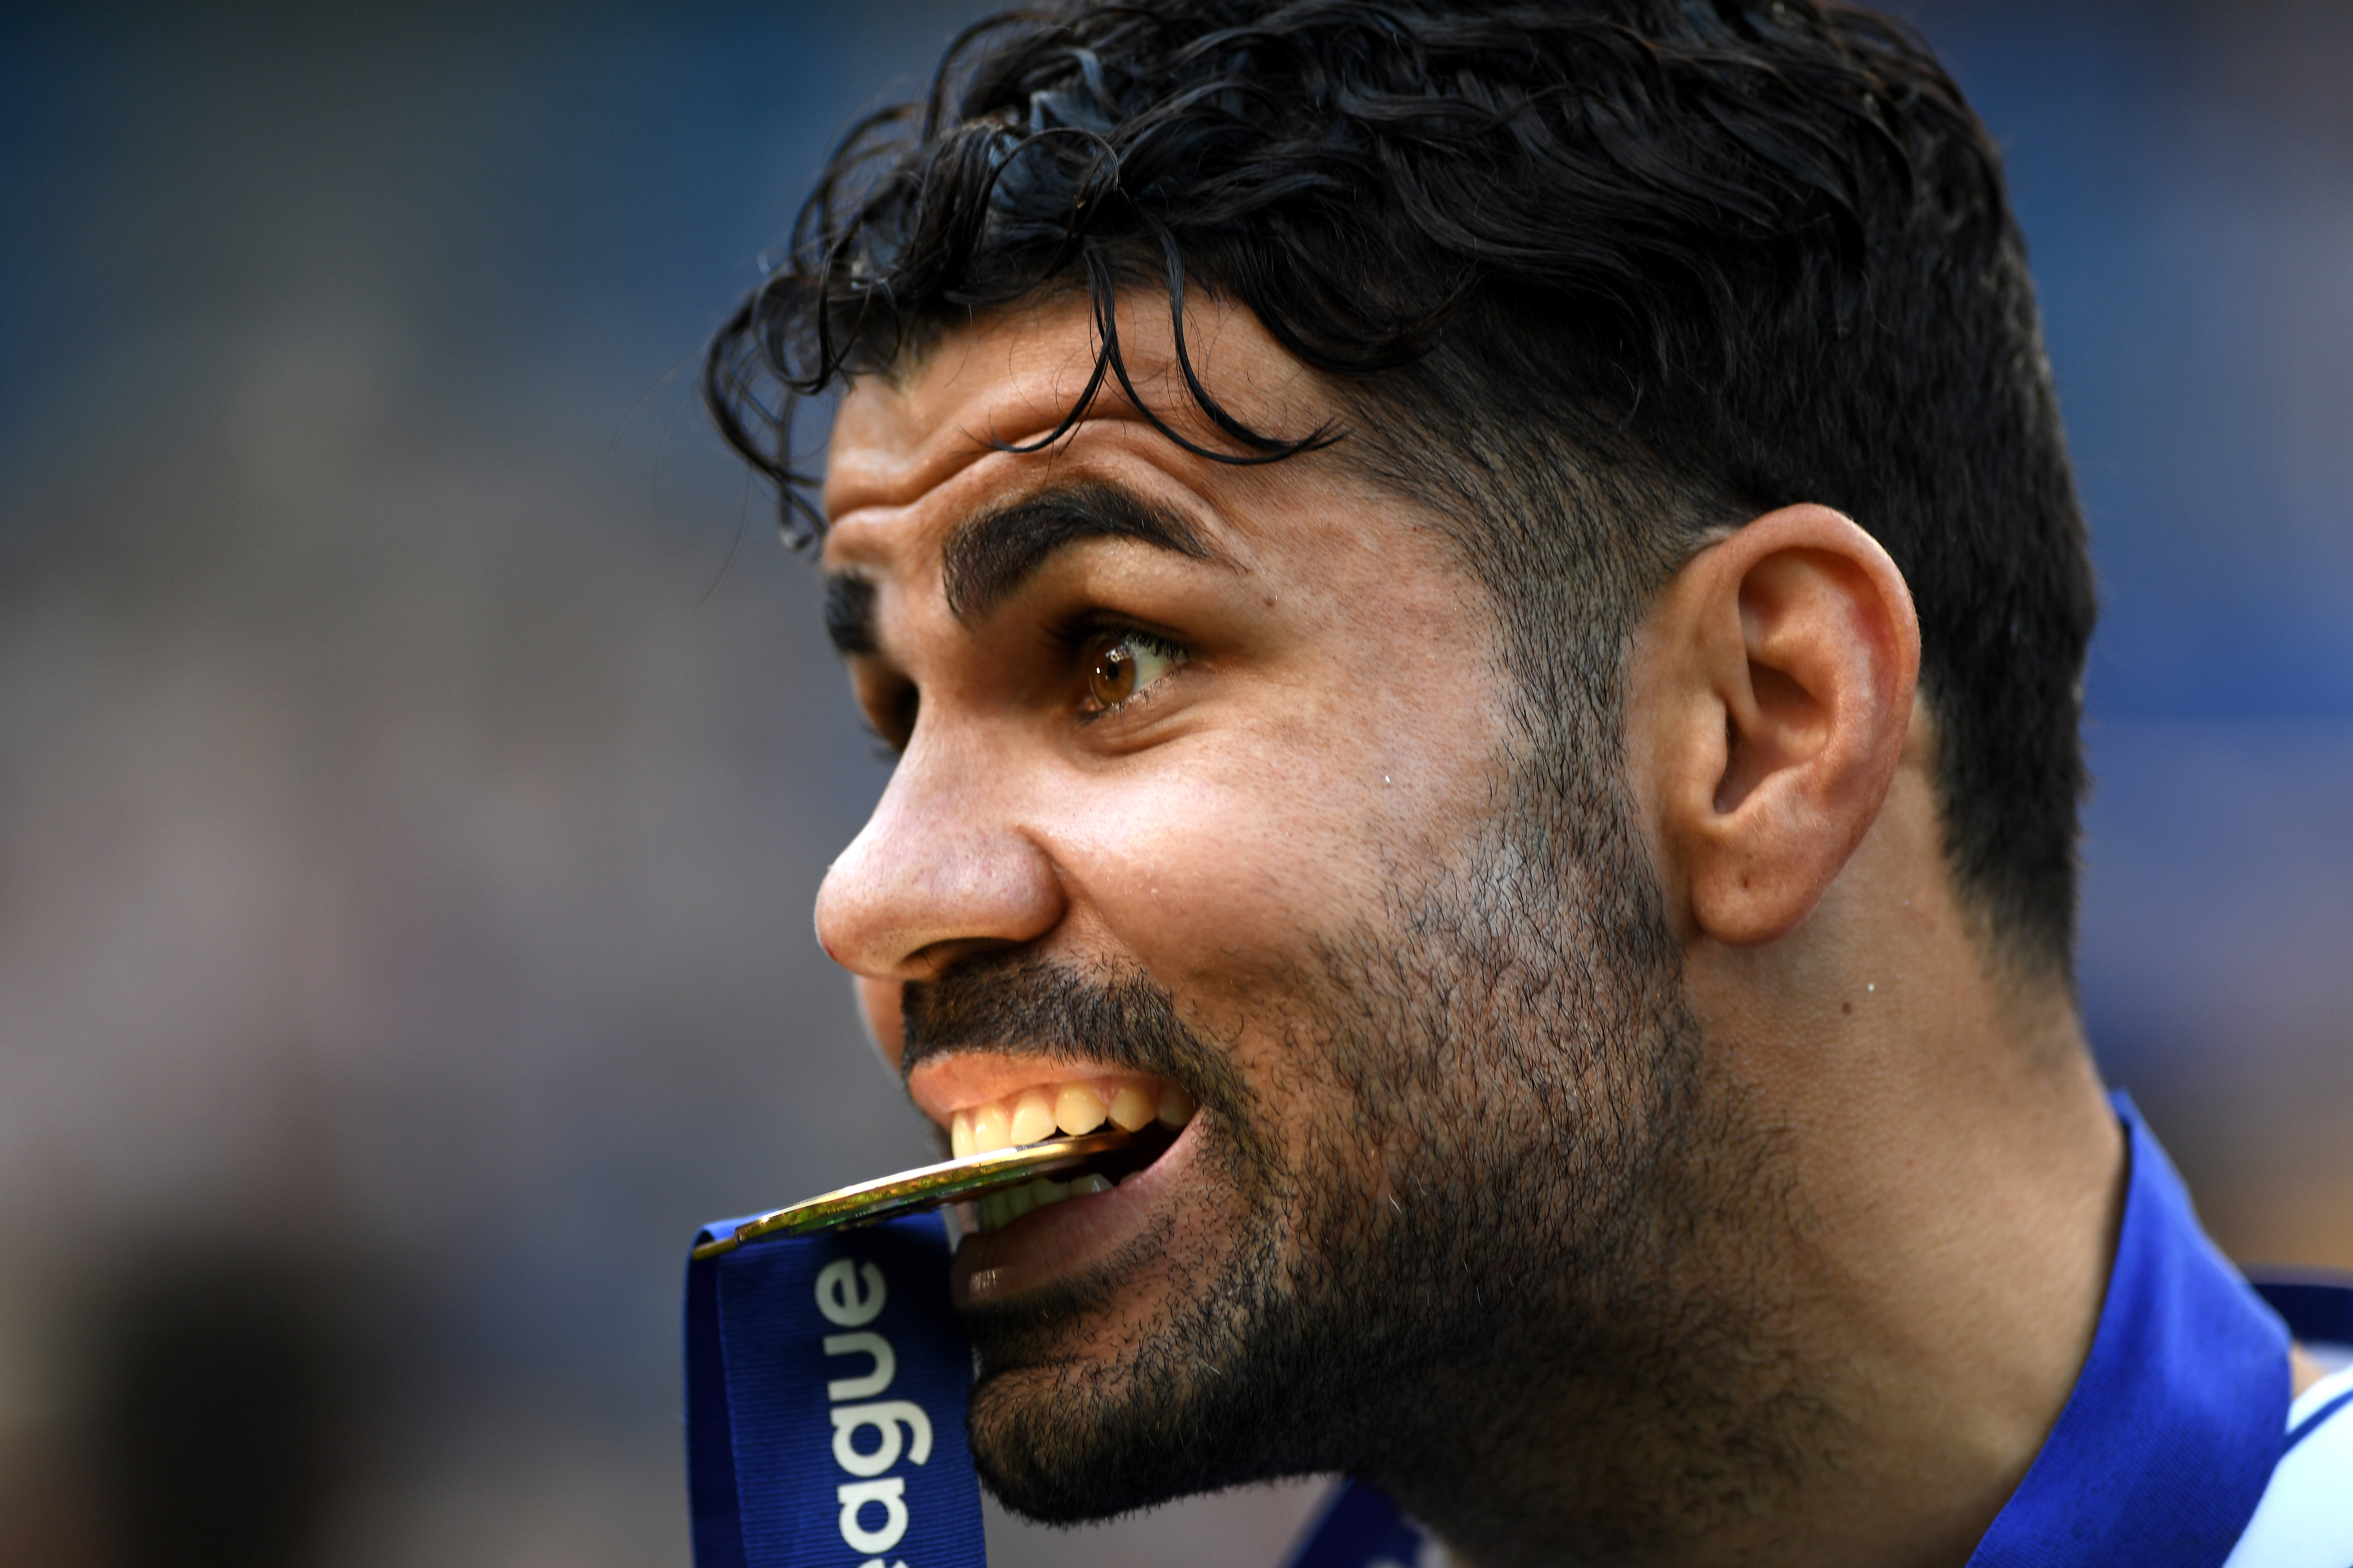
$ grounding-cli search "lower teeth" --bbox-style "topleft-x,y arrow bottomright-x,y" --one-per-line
977,1171 -> 1119,1232
965,1119 -> 1185,1233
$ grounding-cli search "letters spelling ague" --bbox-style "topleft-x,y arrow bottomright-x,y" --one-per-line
817,1257 -> 934,1566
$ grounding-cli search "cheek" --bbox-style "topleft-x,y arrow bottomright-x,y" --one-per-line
1042,609 -> 1505,995
855,974 -> 906,1072
1052,753 -> 1389,988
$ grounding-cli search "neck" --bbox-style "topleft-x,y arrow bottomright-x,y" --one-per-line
1713,1004 -> 2122,1567
1409,778 -> 2127,1568
1689,774 -> 2125,1567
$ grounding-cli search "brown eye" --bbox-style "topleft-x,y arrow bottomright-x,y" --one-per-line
1088,640 -> 1138,708
1081,630 -> 1185,712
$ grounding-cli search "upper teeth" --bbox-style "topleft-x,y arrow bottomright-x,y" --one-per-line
950,1076 -> 1197,1158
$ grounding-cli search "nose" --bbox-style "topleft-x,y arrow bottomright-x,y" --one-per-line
814,725 -> 1067,982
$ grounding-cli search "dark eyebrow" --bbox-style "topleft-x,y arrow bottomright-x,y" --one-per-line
940,481 -> 1224,622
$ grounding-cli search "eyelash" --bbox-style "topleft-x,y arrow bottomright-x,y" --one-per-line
1062,619 -> 1188,718
864,620 -> 1186,758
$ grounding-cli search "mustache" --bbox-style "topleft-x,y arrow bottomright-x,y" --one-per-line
898,950 -> 1222,1091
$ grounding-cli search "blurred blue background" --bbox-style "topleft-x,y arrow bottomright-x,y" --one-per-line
0,3 -> 2346,1563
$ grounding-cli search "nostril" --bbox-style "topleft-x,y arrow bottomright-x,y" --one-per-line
812,770 -> 1068,978
904,935 -> 1023,978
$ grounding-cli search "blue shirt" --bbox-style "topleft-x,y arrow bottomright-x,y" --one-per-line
1286,1094 -> 2353,1568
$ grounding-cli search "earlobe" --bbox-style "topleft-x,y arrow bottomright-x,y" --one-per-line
1636,505 -> 1920,949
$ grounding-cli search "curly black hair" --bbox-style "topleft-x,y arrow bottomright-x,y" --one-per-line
708,0 -> 2096,980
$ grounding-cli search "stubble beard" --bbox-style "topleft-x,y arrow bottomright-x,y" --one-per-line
926,781 -> 1830,1564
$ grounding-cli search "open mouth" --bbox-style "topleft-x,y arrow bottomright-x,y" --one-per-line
945,1074 -> 1197,1233
683,1069 -> 1207,1266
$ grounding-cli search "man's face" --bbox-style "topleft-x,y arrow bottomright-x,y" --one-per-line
815,296 -> 1732,1530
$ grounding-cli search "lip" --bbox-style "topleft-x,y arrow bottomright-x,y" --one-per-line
951,1110 -> 1203,1306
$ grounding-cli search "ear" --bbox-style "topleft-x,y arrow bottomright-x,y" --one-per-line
1630,504 -> 1920,948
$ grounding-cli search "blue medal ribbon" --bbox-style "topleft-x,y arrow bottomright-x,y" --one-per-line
686,1213 -> 989,1568
1280,1479 -> 1435,1568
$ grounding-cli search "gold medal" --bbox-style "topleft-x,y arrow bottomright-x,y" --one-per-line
691,1127 -> 1137,1258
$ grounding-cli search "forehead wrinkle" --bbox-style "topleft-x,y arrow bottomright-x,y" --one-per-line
940,479 -> 1230,623
823,312 -> 1122,522
825,389 -> 1174,527
819,408 -> 1212,587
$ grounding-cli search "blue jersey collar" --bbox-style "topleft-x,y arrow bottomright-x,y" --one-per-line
1964,1091 -> 2290,1567
1289,1092 -> 2293,1568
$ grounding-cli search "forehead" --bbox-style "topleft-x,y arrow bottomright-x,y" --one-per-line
819,295 -> 1357,578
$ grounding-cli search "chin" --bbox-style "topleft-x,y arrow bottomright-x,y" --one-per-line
955,1175 -> 1325,1521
